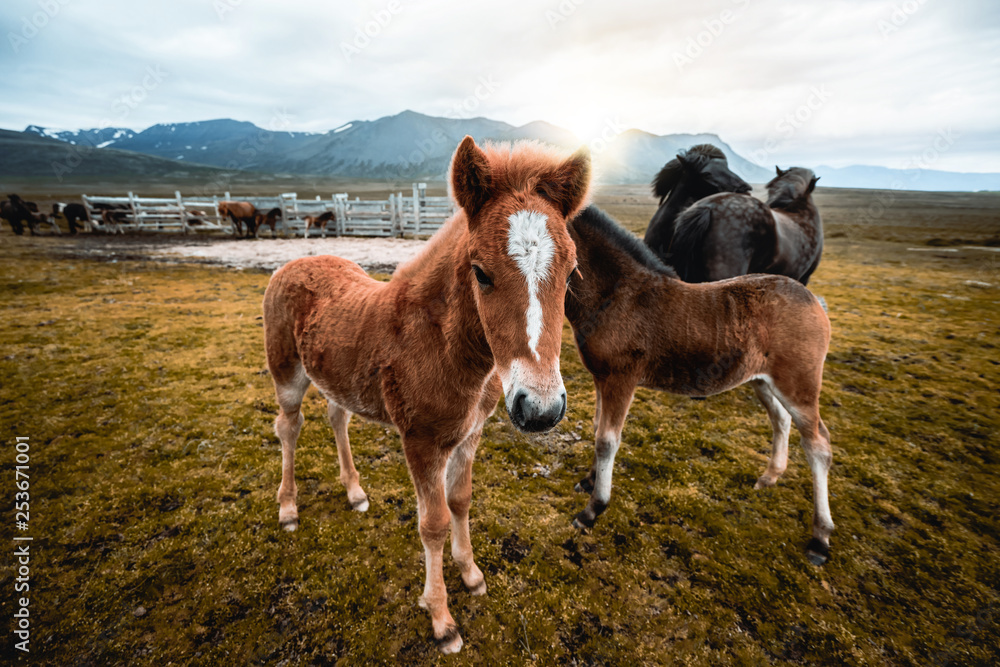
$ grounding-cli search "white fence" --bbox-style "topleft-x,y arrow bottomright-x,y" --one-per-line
79,183 -> 456,238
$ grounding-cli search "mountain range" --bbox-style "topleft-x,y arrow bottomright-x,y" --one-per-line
12,111 -> 1000,191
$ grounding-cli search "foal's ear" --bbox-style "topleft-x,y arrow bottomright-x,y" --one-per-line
775,166 -> 786,177
537,146 -> 592,219
450,136 -> 493,222
807,175 -> 820,193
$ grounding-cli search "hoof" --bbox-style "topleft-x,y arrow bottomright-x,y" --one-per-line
805,537 -> 830,566
572,512 -> 595,530
754,475 -> 777,490
278,505 -> 298,530
351,497 -> 370,512
467,579 -> 487,596
436,626 -> 463,654
574,478 -> 594,494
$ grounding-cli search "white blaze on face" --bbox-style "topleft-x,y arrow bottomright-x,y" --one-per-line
507,210 -> 554,360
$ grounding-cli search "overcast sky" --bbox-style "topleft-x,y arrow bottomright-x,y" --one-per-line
2,0 -> 998,171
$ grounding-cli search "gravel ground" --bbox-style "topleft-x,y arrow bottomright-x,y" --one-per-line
153,236 -> 428,273
39,233 -> 429,273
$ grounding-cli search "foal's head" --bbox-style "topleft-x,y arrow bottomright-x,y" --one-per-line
451,136 -> 591,432
767,167 -> 819,209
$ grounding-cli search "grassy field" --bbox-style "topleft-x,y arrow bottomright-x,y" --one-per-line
1,187 -> 998,665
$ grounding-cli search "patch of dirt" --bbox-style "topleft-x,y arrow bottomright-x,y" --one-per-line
45,233 -> 428,273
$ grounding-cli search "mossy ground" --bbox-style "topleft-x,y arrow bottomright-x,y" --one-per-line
1,188 -> 998,665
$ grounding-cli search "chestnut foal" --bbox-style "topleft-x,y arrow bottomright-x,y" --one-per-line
565,206 -> 834,565
262,137 -> 590,653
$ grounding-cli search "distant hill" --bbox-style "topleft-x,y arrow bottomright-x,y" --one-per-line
24,125 -> 138,147
1,129 -> 230,183
20,111 -> 1000,191
813,164 -> 1000,192
593,129 -> 773,184
19,112 -> 771,185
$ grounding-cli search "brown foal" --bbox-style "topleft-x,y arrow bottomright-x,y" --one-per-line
262,136 -> 590,652
565,206 -> 834,565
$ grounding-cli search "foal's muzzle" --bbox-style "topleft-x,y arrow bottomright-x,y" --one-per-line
507,388 -> 567,433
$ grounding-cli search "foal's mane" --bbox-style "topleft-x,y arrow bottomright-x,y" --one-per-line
651,143 -> 729,201
571,205 -> 678,277
394,141 -> 589,282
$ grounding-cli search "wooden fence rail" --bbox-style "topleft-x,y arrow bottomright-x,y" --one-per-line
79,183 -> 456,238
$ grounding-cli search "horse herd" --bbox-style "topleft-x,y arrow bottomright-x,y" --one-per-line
0,196 -> 329,238
262,137 -> 828,653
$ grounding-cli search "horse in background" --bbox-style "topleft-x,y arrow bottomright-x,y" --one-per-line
304,211 -> 335,238
670,167 -> 823,285
254,207 -> 283,238
218,201 -> 258,238
53,202 -> 90,234
2,195 -> 55,235
263,136 -> 591,653
185,210 -> 210,227
565,205 -> 834,565
643,145 -> 751,263
90,203 -> 129,234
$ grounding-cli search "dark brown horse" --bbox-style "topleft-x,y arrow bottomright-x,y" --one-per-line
304,211 -> 335,238
218,201 -> 258,238
2,195 -> 48,235
254,207 -> 283,237
91,203 -> 129,234
643,145 -> 751,263
565,205 -> 834,565
262,137 -> 590,652
670,167 -> 823,285
53,203 -> 90,234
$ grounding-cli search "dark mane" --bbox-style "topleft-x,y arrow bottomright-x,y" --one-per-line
571,205 -> 678,277
651,144 -> 729,201
686,143 -> 727,163
766,167 -> 818,210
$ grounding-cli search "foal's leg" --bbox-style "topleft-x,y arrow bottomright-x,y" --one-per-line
446,432 -> 486,596
751,379 -> 792,489
574,378 -> 635,529
272,366 -> 311,531
773,389 -> 835,565
327,400 -> 369,511
405,441 -> 463,653
796,410 -> 834,565
574,386 -> 603,494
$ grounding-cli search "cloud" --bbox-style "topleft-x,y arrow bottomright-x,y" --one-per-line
0,0 -> 998,171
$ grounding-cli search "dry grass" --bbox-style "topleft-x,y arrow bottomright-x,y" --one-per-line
0,187 -> 998,665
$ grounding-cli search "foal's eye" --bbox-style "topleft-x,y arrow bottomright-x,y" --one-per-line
472,265 -> 493,291
567,265 -> 579,286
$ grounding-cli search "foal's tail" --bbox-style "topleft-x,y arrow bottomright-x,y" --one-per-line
671,204 -> 714,282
